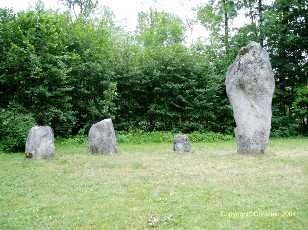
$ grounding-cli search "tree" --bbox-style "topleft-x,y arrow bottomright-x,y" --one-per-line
264,0 -> 308,134
0,9 -> 76,135
0,8 -> 118,136
197,0 -> 237,54
234,0 -> 266,46
136,9 -> 185,47
258,0 -> 264,46
237,0 -> 258,38
60,0 -> 98,19
1,1 -> 307,138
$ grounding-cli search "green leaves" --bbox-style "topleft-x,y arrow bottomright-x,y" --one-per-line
292,86 -> 308,134
0,8 -> 117,136
112,39 -> 234,133
197,5 -> 223,32
60,0 -> 99,19
263,0 -> 308,135
196,0 -> 237,53
0,1 -> 306,137
137,10 -> 185,48
0,102 -> 36,151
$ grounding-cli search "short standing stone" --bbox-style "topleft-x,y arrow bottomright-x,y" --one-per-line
88,118 -> 117,154
225,42 -> 275,154
173,134 -> 191,153
25,126 -> 55,159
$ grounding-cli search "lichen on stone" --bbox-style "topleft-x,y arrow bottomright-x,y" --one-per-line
239,46 -> 249,56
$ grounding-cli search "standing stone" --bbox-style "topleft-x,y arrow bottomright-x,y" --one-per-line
225,42 -> 275,154
88,118 -> 117,154
173,134 -> 191,153
25,126 -> 55,159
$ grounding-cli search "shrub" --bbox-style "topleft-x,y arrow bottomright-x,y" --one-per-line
57,135 -> 87,145
271,115 -> 297,137
56,131 -> 233,146
117,130 -> 173,144
188,131 -> 233,142
116,130 -> 232,144
0,103 -> 36,152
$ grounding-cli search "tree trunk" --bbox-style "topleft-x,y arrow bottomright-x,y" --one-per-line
248,0 -> 258,39
248,0 -> 254,24
222,0 -> 230,54
258,0 -> 263,46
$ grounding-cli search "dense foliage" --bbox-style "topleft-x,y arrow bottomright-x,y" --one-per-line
58,131 -> 233,145
0,0 -> 307,150
0,103 -> 36,151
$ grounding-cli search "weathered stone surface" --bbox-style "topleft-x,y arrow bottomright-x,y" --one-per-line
25,126 -> 55,159
88,118 -> 117,154
225,42 -> 275,154
173,134 -> 191,153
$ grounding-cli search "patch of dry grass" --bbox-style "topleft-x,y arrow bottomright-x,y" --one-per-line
0,138 -> 307,229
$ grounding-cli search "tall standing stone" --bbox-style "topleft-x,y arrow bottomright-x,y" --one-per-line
25,126 -> 55,159
225,42 -> 275,154
88,118 -> 117,155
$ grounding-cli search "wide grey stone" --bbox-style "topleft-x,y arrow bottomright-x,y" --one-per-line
225,42 -> 275,154
173,134 -> 191,153
25,126 -> 55,159
88,118 -> 117,154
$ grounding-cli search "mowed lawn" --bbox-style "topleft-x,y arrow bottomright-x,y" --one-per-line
0,138 -> 307,229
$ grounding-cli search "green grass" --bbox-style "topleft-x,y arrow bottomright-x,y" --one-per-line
0,138 -> 307,229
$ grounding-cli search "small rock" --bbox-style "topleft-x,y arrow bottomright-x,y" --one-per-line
88,118 -> 117,154
25,126 -> 55,159
147,215 -> 160,227
173,134 -> 191,153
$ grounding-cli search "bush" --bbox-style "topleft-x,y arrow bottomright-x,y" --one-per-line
58,130 -> 233,145
57,135 -> 87,145
116,130 -> 232,144
188,131 -> 233,142
271,115 -> 298,137
117,130 -> 173,144
0,104 -> 36,152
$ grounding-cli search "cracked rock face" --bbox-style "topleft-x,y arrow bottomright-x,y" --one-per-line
225,42 -> 275,154
173,134 -> 191,153
89,118 -> 117,155
25,126 -> 55,159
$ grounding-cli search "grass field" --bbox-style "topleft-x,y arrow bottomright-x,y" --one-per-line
0,138 -> 307,229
